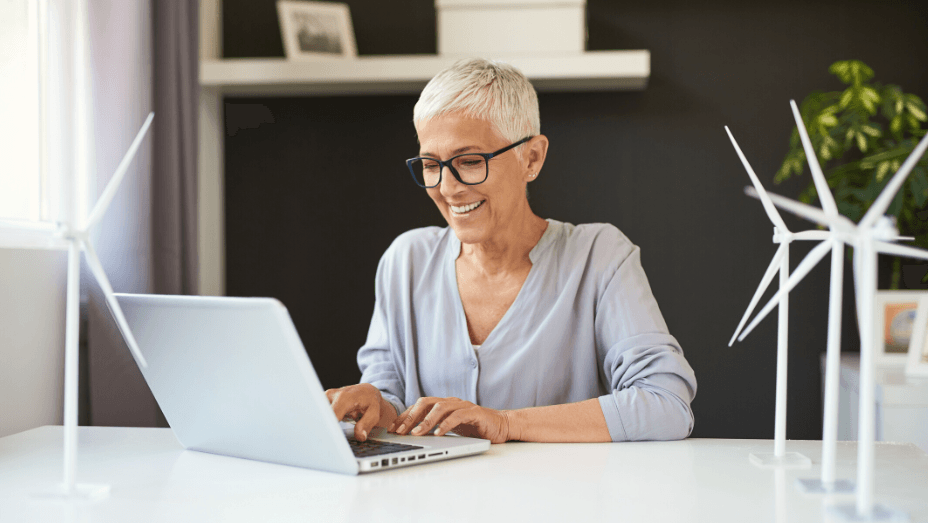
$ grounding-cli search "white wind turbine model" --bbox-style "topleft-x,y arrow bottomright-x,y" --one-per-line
0,112 -> 153,500
724,122 -> 822,469
0,0 -> 153,499
737,120 -> 928,521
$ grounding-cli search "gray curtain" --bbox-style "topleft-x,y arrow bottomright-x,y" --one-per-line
152,0 -> 199,296
86,0 -> 199,428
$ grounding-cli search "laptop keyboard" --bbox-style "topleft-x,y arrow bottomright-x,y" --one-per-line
347,438 -> 424,458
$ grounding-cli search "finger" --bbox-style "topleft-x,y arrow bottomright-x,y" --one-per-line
325,388 -> 338,403
393,398 -> 434,435
389,406 -> 414,432
434,410 -> 470,437
411,401 -> 456,435
330,393 -> 360,423
354,401 -> 380,442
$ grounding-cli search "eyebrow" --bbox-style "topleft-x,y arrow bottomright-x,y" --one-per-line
419,145 -> 479,158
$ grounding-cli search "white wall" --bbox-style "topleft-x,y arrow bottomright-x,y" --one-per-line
0,250 -> 67,438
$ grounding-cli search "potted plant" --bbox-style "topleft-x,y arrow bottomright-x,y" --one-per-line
775,60 -> 928,288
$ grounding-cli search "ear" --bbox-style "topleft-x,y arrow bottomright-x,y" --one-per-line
523,135 -> 549,181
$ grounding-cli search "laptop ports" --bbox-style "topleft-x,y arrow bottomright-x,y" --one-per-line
381,459 -> 388,467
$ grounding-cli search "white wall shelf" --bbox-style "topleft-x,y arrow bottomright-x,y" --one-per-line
200,51 -> 650,96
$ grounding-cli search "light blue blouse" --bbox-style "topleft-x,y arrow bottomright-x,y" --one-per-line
357,219 -> 697,442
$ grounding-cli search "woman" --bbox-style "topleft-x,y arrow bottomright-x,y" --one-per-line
326,58 -> 696,443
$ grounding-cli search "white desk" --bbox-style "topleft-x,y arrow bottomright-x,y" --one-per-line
1,426 -> 927,522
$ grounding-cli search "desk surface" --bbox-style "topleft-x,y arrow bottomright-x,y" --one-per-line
1,426 -> 927,523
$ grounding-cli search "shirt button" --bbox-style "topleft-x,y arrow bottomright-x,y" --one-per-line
470,360 -> 477,368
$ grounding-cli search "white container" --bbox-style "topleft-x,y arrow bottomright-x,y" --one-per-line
436,0 -> 586,56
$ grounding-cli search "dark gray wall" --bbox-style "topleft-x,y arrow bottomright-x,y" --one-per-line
222,0 -> 928,439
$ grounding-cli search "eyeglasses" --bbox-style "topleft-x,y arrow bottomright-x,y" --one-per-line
406,136 -> 533,188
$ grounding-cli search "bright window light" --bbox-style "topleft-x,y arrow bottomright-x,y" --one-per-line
0,0 -> 42,222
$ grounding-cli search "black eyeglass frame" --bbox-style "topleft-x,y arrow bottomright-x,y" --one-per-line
406,136 -> 534,188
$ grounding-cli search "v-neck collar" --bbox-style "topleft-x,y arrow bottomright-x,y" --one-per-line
446,219 -> 560,353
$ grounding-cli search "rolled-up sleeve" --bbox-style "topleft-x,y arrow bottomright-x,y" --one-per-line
357,252 -> 406,416
595,247 -> 697,442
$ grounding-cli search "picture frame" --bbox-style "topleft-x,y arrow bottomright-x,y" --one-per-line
873,290 -> 923,364
905,294 -> 928,377
276,1 -> 357,60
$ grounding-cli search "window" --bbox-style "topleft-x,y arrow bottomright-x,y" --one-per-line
0,0 -> 43,222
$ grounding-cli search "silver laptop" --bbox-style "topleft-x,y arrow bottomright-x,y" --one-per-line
113,293 -> 490,475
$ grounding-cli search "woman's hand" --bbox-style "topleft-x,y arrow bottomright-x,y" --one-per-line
325,383 -> 398,442
389,397 -> 513,444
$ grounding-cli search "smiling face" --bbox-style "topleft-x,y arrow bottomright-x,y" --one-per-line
416,113 -> 537,247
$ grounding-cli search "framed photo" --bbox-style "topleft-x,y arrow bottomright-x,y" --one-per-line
905,295 -> 928,377
873,290 -> 923,363
276,1 -> 357,60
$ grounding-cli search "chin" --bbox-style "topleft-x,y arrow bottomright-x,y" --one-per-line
447,219 -> 490,246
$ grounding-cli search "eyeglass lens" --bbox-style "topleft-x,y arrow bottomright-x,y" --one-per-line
411,154 -> 487,187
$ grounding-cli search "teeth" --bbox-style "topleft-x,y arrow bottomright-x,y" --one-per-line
451,200 -> 484,214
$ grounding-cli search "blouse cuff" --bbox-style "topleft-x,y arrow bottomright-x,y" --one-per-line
598,394 -> 628,442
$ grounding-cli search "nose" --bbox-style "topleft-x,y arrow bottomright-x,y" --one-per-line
438,164 -> 465,198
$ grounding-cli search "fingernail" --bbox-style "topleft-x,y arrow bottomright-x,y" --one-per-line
397,424 -> 405,433
360,430 -> 367,440
411,426 -> 422,435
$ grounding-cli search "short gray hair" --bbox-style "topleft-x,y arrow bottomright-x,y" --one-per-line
413,58 -> 540,145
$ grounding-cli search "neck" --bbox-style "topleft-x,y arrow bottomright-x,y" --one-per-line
458,210 -> 548,275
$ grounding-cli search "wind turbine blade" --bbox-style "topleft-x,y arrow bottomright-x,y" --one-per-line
791,230 -> 831,241
790,100 -> 838,217
860,130 -> 928,229
729,242 -> 790,346
82,239 -> 148,368
853,246 -> 862,323
725,126 -> 790,232
745,186 -> 854,232
738,239 -> 834,341
85,112 -> 155,230
874,240 -> 928,262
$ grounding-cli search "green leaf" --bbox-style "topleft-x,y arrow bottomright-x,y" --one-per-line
908,166 -> 928,208
856,131 -> 867,152
861,124 -> 881,137
891,115 -> 903,135
829,60 -> 875,86
888,187 -> 905,217
907,102 -> 927,121
840,89 -> 853,108
837,199 -> 864,222
830,61 -> 852,83
877,161 -> 891,181
820,114 -> 839,127
907,93 -> 927,110
850,61 -> 875,84
860,145 -> 914,168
